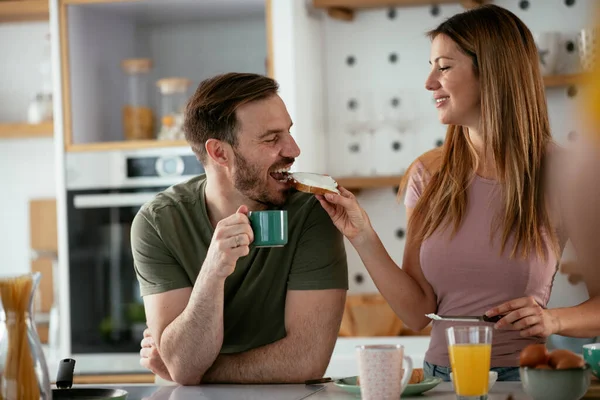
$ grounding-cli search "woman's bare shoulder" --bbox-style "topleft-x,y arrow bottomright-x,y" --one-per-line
544,140 -> 567,177
398,148 -> 444,202
411,147 -> 444,177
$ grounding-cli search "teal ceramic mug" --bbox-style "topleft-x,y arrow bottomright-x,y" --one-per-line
583,343 -> 600,379
248,210 -> 288,248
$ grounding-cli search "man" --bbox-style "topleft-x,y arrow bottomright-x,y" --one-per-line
131,73 -> 348,385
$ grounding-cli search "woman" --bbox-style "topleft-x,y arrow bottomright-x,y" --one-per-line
563,3 -> 600,297
318,4 -> 600,382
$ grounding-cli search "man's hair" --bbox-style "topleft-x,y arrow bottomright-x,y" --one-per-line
183,72 -> 279,163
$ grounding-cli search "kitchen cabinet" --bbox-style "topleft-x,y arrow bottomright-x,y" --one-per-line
30,198 -> 58,344
30,198 -> 58,252
54,0 -> 272,152
0,2 -> 53,139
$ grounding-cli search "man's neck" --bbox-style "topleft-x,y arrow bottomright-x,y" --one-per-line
204,173 -> 260,229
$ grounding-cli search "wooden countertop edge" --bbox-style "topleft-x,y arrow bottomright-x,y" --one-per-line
54,373 -> 156,384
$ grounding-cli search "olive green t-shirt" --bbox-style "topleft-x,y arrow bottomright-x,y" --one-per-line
131,174 -> 348,354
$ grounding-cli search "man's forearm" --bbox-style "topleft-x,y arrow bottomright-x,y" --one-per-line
201,333 -> 333,384
159,269 -> 226,385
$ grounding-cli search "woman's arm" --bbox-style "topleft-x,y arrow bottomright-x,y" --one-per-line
548,295 -> 600,338
352,207 -> 437,331
317,187 -> 437,331
548,135 -> 600,338
487,293 -> 600,339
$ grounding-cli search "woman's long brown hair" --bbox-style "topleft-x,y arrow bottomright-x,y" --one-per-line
401,5 -> 559,260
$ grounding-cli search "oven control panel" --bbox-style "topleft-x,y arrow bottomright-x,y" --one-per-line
126,155 -> 204,178
65,148 -> 205,190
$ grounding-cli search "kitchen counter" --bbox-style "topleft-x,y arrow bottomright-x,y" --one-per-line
312,382 -> 529,399
58,383 -> 324,400
44,336 -> 431,381
64,382 -> 531,399
45,353 -> 151,383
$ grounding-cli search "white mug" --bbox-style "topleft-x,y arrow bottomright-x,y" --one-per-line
356,344 -> 414,400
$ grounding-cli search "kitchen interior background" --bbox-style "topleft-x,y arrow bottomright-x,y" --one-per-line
0,0 -> 596,362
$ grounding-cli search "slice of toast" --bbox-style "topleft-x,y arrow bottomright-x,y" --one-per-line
288,172 -> 340,195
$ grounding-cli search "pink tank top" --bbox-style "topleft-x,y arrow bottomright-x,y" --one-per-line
404,160 -> 566,367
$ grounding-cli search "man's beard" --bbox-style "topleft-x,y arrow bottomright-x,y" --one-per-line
232,149 -> 293,208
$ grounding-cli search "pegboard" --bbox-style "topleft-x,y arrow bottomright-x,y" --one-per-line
317,0 -> 596,296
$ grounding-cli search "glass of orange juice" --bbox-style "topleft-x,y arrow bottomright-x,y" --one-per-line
446,326 -> 493,400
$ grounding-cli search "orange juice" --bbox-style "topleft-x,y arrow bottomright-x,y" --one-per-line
449,343 -> 491,396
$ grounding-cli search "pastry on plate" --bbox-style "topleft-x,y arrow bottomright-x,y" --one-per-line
356,368 -> 424,386
409,368 -> 425,384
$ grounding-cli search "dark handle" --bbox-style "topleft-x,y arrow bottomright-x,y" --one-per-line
482,315 -> 503,323
305,377 -> 333,385
56,358 -> 76,389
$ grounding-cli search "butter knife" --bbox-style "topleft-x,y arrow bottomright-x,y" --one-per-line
425,313 -> 503,323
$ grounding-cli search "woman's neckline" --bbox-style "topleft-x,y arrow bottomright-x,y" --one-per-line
474,173 -> 499,185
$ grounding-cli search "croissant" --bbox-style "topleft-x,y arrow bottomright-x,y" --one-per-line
356,368 -> 424,386
409,368 -> 425,384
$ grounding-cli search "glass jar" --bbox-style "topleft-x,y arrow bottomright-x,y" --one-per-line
0,273 -> 52,400
156,77 -> 191,141
121,58 -> 154,141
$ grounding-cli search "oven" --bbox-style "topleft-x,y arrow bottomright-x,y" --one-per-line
64,147 -> 204,354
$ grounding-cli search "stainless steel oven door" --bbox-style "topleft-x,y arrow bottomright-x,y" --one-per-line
64,149 -> 204,354
67,188 -> 164,353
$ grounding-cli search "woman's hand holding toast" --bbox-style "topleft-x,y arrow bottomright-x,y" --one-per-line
316,187 -> 373,245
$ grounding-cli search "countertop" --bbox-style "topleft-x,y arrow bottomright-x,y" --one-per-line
312,382 -> 528,399
58,383 -> 324,400
66,382 -> 529,400
45,353 -> 148,380
44,336 -> 431,379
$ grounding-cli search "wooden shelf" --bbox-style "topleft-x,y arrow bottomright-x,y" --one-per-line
336,175 -> 403,190
313,0 -> 484,9
50,373 -> 155,385
0,1 -> 50,23
313,0 -> 486,20
0,121 -> 53,139
543,73 -> 586,87
66,139 -> 189,152
70,373 -> 155,385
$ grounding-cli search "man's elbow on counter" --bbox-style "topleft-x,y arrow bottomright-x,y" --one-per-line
170,368 -> 203,386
